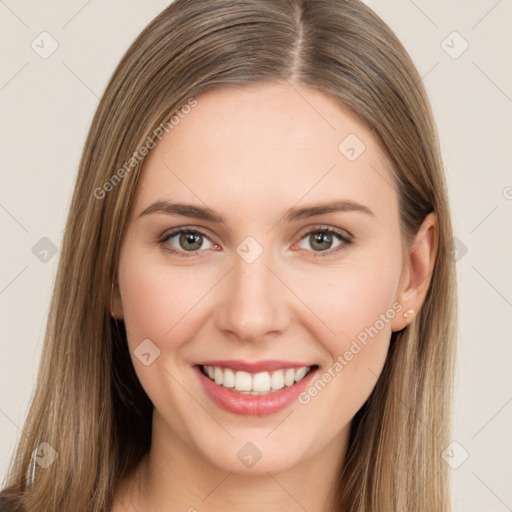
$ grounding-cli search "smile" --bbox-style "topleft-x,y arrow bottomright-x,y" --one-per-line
200,364 -> 313,394
194,360 -> 319,416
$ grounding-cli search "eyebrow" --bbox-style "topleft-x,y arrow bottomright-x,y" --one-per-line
138,199 -> 374,223
283,199 -> 374,221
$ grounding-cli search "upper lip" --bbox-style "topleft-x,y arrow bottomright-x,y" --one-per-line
196,359 -> 315,373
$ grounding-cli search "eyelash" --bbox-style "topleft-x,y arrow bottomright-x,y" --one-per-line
157,225 -> 353,258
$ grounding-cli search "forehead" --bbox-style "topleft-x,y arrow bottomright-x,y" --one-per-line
133,82 -> 397,221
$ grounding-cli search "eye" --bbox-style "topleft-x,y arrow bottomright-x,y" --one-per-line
159,227 -> 217,256
158,225 -> 352,258
295,226 -> 352,256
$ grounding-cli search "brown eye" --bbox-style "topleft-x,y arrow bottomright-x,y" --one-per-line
297,227 -> 350,255
308,232 -> 334,251
179,232 -> 204,251
161,228 -> 215,254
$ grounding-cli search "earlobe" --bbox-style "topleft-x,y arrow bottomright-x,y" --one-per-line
391,213 -> 438,332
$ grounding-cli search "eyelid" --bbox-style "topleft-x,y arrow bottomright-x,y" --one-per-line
293,223 -> 354,243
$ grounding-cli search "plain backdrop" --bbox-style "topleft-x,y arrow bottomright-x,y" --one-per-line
1,1 -> 511,510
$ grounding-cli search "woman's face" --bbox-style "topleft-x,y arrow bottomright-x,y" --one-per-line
114,82 -> 416,475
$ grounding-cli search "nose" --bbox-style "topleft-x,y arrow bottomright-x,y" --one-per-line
214,247 -> 290,342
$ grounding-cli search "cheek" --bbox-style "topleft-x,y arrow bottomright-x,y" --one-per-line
118,252 -> 219,349
288,246 -> 403,408
117,254 -> 220,429
289,247 -> 402,347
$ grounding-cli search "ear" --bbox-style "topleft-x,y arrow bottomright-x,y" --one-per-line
110,278 -> 124,320
391,212 -> 438,332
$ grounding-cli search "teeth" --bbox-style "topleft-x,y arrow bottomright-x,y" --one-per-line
201,365 -> 312,394
235,371 -> 252,391
253,372 -> 271,392
294,367 -> 308,382
284,368 -> 295,386
223,368 -> 235,388
270,370 -> 284,390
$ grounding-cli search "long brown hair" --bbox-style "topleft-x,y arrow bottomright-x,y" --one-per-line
1,1 -> 456,510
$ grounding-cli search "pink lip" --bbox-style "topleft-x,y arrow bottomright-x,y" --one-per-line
194,364 -> 318,416
196,359 -> 312,373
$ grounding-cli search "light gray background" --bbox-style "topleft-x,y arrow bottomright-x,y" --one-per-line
1,1 -> 511,510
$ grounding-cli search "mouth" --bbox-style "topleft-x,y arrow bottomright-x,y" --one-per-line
193,360 -> 319,416
198,364 -> 316,395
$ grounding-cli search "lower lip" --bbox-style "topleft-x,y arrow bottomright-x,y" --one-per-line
194,365 -> 318,416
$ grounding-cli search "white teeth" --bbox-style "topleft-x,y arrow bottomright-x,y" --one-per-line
294,367 -> 308,382
252,372 -> 271,392
284,368 -> 295,386
270,370 -> 285,390
235,371 -> 252,391
223,368 -> 235,388
201,365 -> 313,394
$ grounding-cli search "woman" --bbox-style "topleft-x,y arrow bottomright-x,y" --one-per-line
0,0 -> 456,510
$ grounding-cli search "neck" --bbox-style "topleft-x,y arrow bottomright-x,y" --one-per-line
114,410 -> 350,512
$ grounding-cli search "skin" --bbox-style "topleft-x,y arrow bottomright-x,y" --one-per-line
111,81 -> 437,512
